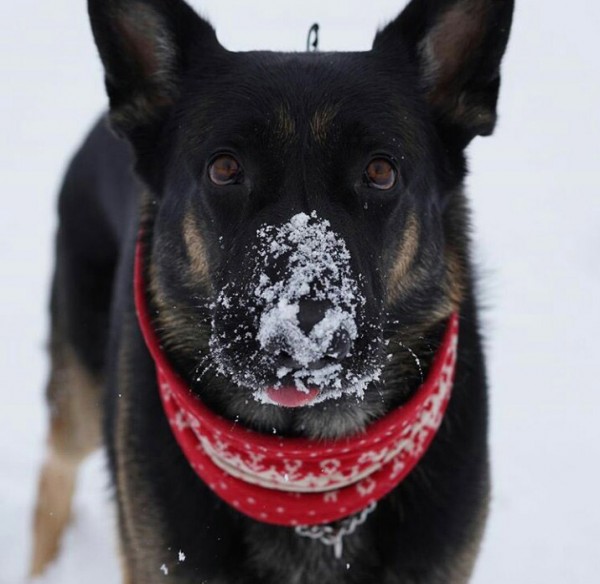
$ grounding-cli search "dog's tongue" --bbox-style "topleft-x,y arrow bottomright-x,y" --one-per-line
266,386 -> 320,408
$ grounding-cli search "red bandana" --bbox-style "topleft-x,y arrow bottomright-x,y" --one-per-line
134,240 -> 459,527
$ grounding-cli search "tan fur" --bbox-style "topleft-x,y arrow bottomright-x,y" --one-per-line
418,246 -> 466,330
444,244 -> 466,312
385,210 -> 466,334
310,105 -> 339,144
275,104 -> 296,140
30,342 -> 102,576
145,201 -> 212,360
148,256 -> 209,359
146,230 -> 187,352
183,212 -> 211,284
421,0 -> 487,91
119,546 -> 134,584
386,212 -> 420,304
419,0 -> 490,132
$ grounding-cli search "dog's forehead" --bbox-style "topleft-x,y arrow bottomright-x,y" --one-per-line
181,50 -> 422,146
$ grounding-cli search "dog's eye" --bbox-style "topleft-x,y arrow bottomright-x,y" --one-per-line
208,155 -> 243,186
364,158 -> 397,190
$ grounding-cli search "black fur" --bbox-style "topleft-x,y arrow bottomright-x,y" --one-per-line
51,0 -> 513,581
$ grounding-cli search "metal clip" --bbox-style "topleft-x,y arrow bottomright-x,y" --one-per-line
306,23 -> 320,52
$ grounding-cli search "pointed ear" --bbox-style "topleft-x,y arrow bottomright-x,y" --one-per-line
88,0 -> 222,136
373,0 -> 514,148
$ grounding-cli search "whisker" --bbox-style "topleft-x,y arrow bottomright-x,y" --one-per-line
388,340 -> 424,384
190,352 -> 211,379
195,360 -> 218,385
371,379 -> 386,403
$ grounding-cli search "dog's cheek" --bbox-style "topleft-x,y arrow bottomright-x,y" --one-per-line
182,212 -> 212,290
441,244 -> 466,315
209,285 -> 266,385
385,211 -> 421,306
382,220 -> 466,331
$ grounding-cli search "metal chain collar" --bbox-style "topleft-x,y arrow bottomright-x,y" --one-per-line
294,501 -> 377,559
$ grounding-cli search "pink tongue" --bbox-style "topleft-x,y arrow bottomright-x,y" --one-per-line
266,386 -> 320,408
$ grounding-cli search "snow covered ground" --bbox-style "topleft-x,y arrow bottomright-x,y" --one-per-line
1,0 -> 599,582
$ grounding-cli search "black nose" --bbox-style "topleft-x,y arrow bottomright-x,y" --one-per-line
268,299 -> 353,371
296,299 -> 331,334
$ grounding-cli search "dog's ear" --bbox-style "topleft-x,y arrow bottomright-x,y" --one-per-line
373,0 -> 514,148
88,0 -> 222,137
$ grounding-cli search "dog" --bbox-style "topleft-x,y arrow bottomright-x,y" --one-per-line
30,0 -> 513,582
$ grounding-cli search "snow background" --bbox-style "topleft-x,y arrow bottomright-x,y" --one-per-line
1,0 -> 599,581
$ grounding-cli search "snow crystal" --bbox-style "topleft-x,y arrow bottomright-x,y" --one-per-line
160,563 -> 169,575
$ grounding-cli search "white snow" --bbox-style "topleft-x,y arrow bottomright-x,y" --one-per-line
254,212 -> 362,393
210,211 -> 380,404
1,1 -> 599,583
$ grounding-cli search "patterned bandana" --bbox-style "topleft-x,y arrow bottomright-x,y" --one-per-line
134,239 -> 459,527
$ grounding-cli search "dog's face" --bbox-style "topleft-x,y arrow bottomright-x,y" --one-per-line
153,52 -> 446,417
90,0 -> 513,437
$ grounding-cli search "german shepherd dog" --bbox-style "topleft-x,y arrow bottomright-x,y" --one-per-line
30,0 -> 513,582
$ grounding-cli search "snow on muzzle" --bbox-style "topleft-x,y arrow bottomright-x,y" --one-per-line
258,299 -> 355,366
255,212 -> 362,389
209,211 -> 383,406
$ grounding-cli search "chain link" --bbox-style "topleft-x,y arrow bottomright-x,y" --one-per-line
294,501 -> 377,559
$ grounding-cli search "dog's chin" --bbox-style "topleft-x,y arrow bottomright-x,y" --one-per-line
200,334 -> 388,439
199,365 -> 388,440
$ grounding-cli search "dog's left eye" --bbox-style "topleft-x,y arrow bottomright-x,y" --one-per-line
208,155 -> 243,186
364,158 -> 397,190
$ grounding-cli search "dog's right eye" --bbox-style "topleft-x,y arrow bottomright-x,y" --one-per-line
208,155 -> 243,186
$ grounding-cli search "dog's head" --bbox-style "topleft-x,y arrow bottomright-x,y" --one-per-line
89,0 -> 513,438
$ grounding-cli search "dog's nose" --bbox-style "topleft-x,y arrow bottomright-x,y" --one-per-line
267,299 -> 353,371
296,299 -> 331,334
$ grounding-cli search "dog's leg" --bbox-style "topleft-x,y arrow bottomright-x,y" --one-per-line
29,162 -> 118,575
119,544 -> 134,584
29,338 -> 102,577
